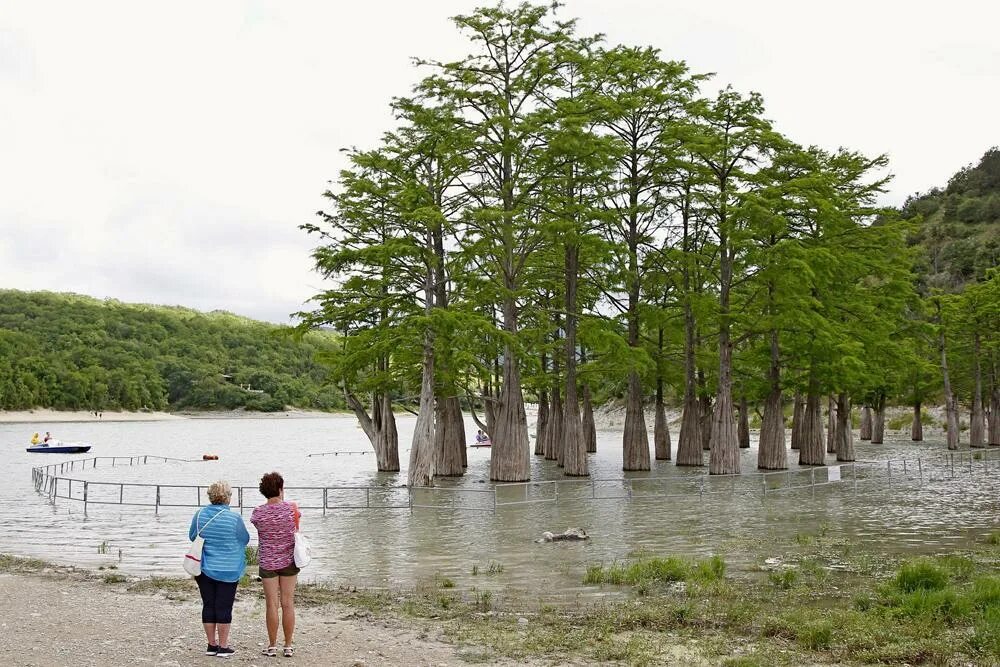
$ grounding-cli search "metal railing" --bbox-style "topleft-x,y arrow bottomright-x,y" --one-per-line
30,447 -> 1000,515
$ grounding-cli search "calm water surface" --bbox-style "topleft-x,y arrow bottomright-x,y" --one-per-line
2,415 -> 998,599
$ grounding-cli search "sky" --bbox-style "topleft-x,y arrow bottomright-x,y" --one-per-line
1,1 -> 997,323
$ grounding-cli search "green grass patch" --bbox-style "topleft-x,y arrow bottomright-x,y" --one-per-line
583,555 -> 724,587
245,545 -> 259,566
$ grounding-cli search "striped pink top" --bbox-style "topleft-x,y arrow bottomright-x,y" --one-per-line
250,501 -> 300,571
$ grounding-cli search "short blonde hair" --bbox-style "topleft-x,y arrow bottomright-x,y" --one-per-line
207,480 -> 232,505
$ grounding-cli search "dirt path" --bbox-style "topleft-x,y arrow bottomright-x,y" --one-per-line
0,573 -> 534,666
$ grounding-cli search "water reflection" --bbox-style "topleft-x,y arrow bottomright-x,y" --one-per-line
2,416 -> 998,598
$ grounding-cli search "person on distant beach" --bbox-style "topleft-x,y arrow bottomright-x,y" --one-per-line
30,433 -> 40,445
187,480 -> 250,658
251,472 -> 301,658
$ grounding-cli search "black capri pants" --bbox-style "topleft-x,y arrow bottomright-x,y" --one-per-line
195,574 -> 239,624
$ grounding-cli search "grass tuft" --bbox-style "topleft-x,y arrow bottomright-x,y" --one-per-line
893,558 -> 949,593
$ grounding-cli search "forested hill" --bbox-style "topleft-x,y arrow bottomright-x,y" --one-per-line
902,147 -> 1000,292
0,290 -> 342,412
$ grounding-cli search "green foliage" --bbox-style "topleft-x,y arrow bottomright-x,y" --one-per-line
903,147 -> 1000,292
0,290 -> 341,412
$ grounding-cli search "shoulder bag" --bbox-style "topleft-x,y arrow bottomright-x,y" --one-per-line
290,502 -> 312,568
184,508 -> 225,577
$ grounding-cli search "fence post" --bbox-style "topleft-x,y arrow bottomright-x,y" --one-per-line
853,463 -> 858,494
323,488 -> 327,516
238,487 -> 244,514
493,489 -> 497,515
903,459 -> 908,478
761,474 -> 767,498
366,487 -> 371,509
950,452 -> 955,477
810,468 -> 815,498
408,487 -> 413,515
155,486 -> 160,515
119,483 -> 124,504
83,482 -> 88,515
887,461 -> 892,487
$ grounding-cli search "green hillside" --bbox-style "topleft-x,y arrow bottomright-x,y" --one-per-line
902,147 -> 1000,292
0,290 -> 343,412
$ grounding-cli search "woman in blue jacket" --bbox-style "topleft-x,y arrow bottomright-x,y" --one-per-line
188,480 -> 250,658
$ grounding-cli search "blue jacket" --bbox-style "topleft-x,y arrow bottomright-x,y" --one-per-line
188,504 -> 250,583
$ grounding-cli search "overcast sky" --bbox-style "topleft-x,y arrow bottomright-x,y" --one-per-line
2,1 -> 997,323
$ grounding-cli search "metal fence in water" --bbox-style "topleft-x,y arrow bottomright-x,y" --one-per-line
30,448 -> 1000,515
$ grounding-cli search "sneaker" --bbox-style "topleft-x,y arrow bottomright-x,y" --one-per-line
216,646 -> 235,658
206,644 -> 219,656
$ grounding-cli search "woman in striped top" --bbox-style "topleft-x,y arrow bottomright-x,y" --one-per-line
187,480 -> 250,658
250,471 -> 301,658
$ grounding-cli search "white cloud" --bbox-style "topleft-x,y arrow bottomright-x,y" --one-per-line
1,0 -> 997,321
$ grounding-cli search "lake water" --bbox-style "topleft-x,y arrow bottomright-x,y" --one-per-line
3,415 -> 998,600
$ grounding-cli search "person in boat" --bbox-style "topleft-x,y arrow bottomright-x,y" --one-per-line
43,431 -> 52,443
30,433 -> 40,445
475,429 -> 489,444
188,480 -> 249,658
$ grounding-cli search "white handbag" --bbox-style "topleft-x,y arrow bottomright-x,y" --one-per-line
293,531 -> 312,568
184,508 -> 225,577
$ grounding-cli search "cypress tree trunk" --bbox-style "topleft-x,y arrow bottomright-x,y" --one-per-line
535,389 -> 549,456
911,401 -> 923,442
562,242 -> 587,476
790,392 -> 804,450
623,372 -> 650,470
835,393 -> 854,462
709,331 -> 740,475
938,310 -> 960,450
376,390 -> 400,472
758,388 -> 786,469
489,296 -> 530,481
345,386 -> 400,473
826,395 -> 837,454
970,332 -> 985,448
484,376 -> 496,437
757,327 -> 786,470
738,397 -> 751,449
675,186 -> 702,468
582,383 -> 597,453
872,395 -> 886,445
989,357 -> 999,445
435,396 -> 466,476
408,330 -> 437,487
547,385 -> 564,464
654,379 -> 671,460
699,391 -> 713,451
859,406 -> 873,440
988,384 -> 999,446
798,391 -> 826,466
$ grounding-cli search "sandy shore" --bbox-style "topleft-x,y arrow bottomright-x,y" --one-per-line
0,407 -> 350,424
0,569 -> 544,667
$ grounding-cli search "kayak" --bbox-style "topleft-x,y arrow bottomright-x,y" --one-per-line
26,444 -> 92,454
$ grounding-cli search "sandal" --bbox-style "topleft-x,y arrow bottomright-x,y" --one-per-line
262,646 -> 277,657
283,645 -> 295,657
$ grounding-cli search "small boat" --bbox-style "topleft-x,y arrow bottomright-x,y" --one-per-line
470,440 -> 492,448
26,444 -> 92,454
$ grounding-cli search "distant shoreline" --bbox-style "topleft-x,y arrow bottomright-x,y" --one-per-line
0,407 -> 352,424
